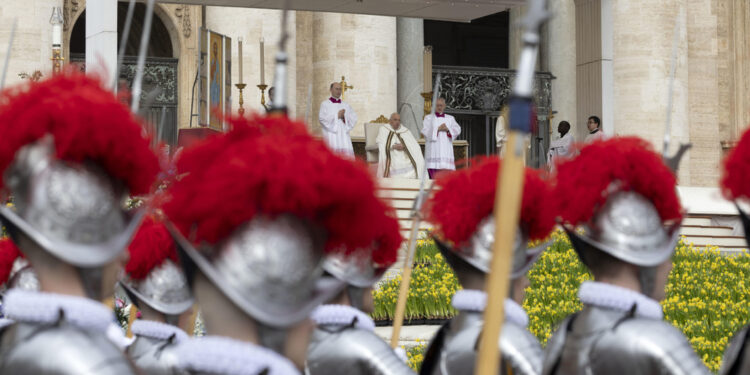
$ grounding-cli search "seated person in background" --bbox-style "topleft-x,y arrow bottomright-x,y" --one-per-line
376,113 -> 424,179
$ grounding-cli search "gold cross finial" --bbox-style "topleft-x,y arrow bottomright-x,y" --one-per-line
340,76 -> 353,99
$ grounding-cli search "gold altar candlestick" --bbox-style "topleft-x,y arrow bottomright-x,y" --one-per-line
236,83 -> 247,116
257,83 -> 268,109
421,91 -> 433,118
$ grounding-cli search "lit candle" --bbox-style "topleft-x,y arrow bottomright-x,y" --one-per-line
50,6 -> 63,47
423,46 -> 433,92
260,37 -> 265,85
238,37 -> 243,84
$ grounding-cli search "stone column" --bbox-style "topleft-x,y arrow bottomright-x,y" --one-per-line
312,13 -> 397,137
396,17 -> 423,138
508,7 -> 523,70
85,0 -> 117,79
612,0 -> 690,182
728,0 -> 750,142
545,0 -> 577,140
573,0 -> 614,141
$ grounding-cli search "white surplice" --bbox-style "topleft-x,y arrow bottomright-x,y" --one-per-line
584,129 -> 607,143
548,132 -> 575,159
421,113 -> 461,170
318,97 -> 357,158
547,132 -> 576,173
375,124 -> 425,179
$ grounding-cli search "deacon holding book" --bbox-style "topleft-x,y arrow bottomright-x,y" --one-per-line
421,98 -> 460,178
376,113 -> 425,179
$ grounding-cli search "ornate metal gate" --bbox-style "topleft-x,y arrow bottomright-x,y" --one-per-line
433,65 -> 553,167
70,55 -> 179,146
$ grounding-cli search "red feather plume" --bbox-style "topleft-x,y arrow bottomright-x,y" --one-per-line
0,72 -> 159,195
555,136 -> 682,226
0,238 -> 21,286
163,114 -> 398,257
125,216 -> 178,281
722,127 -> 750,201
424,157 -> 556,246
370,201 -> 402,267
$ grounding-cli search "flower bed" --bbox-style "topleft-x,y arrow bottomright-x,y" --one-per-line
374,231 -> 750,373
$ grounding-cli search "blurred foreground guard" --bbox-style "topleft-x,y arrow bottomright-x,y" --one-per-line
542,137 -> 710,375
0,238 -> 39,329
306,200 -> 413,374
121,217 -> 194,375
419,157 -> 556,375
163,114 -> 396,375
719,127 -> 750,375
0,73 -> 160,374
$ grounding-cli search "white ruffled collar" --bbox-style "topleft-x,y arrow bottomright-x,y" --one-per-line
578,281 -> 663,319
132,319 -> 188,344
4,289 -> 114,333
176,335 -> 300,375
385,124 -> 410,134
310,304 -> 376,332
451,289 -> 529,327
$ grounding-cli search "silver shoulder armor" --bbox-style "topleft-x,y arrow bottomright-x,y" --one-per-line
127,335 -> 187,375
541,315 -> 575,375
424,311 -> 542,375
307,325 -> 414,375
543,306 -> 710,375
0,322 -> 138,374
592,318 -> 710,375
500,322 -> 543,375
720,325 -> 750,375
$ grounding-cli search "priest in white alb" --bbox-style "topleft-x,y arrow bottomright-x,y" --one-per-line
319,82 -> 357,158
421,98 -> 461,178
376,113 -> 425,179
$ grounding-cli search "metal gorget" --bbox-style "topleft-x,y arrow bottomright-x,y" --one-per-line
542,305 -> 710,375
127,333 -> 186,375
420,309 -> 541,375
720,325 -> 750,375
306,321 -> 414,375
0,321 -> 137,374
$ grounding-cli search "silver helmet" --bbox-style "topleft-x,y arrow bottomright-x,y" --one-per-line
0,137 -> 143,268
169,214 -> 344,328
564,191 -> 681,268
120,259 -> 194,316
322,247 -> 387,288
436,216 -> 548,279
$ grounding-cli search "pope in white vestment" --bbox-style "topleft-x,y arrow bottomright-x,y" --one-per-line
421,98 -> 461,178
319,82 -> 357,158
376,113 -> 425,179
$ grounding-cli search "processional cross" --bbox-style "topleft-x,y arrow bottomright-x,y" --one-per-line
340,76 -> 353,99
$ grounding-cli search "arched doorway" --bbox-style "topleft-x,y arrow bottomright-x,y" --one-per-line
69,2 -> 179,145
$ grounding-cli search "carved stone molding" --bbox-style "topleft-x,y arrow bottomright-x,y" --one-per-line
175,5 -> 192,38
63,0 -> 80,31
